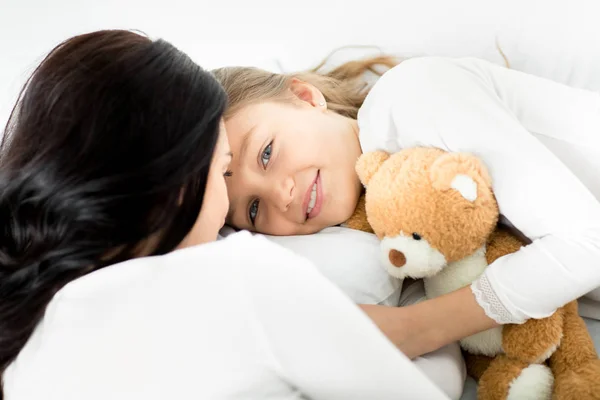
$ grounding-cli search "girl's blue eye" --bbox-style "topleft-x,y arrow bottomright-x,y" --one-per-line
261,143 -> 272,167
249,199 -> 259,225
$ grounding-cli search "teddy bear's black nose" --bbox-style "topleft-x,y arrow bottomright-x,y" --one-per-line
389,249 -> 406,268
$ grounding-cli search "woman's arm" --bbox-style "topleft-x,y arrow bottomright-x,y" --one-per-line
361,286 -> 498,359
243,236 -> 450,400
360,56 -> 600,326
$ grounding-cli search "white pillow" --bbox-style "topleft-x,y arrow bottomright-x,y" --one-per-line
219,226 -> 402,306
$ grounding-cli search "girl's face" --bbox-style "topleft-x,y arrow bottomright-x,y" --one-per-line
223,82 -> 363,236
177,121 -> 232,248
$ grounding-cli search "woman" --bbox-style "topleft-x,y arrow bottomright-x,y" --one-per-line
215,53 -> 600,357
0,30 -> 447,399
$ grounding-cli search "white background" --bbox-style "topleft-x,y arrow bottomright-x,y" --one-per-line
1,0 -> 600,126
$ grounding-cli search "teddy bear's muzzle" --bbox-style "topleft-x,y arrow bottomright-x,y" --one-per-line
388,249 -> 406,267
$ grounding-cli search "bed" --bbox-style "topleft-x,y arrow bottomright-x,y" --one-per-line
5,1 -> 597,398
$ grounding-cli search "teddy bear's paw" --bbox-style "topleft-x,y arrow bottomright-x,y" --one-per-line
502,311 -> 563,364
553,359 -> 600,400
507,364 -> 553,400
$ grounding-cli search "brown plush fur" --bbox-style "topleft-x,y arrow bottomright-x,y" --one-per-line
478,355 -> 534,400
550,300 -> 600,400
348,147 -> 600,399
344,194 -> 373,233
358,148 -> 499,263
463,352 -> 494,381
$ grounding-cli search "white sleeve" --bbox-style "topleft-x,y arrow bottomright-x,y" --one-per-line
359,57 -> 600,323
242,236 -> 449,400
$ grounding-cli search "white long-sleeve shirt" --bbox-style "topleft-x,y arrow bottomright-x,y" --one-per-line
4,232 -> 448,400
357,56 -> 600,324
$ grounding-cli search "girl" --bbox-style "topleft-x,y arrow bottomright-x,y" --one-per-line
0,30 -> 448,400
215,51 -> 600,360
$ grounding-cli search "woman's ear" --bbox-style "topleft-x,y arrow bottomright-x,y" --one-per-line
290,78 -> 326,108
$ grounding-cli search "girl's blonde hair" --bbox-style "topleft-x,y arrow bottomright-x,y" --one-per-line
212,43 -> 510,121
212,51 -> 400,120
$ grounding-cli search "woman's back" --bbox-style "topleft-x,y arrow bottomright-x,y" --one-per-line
4,234 -> 294,399
4,232 -> 447,400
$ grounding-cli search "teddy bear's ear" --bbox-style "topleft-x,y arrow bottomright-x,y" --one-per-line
355,151 -> 391,186
429,152 -> 492,203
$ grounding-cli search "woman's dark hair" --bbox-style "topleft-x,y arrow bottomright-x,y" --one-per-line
0,29 -> 226,391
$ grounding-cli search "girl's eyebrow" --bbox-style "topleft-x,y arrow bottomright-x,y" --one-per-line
238,125 -> 257,166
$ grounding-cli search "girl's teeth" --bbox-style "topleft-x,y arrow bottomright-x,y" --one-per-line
307,183 -> 317,214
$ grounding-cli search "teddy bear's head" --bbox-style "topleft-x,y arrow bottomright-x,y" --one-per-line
357,147 -> 499,280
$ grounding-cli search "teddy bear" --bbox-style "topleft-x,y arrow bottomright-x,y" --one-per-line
345,147 -> 600,400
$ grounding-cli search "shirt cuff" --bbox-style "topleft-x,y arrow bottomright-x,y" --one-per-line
471,272 -> 527,324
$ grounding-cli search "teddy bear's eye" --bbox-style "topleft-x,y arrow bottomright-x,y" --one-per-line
412,233 -> 422,241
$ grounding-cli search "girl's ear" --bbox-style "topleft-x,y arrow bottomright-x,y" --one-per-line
290,78 -> 326,108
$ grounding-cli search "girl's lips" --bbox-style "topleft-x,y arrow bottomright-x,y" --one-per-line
307,171 -> 323,219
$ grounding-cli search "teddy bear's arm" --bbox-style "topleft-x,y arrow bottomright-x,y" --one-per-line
343,194 -> 374,234
463,352 -> 493,381
484,227 -> 524,266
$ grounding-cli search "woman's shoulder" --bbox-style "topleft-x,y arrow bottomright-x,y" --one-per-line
5,231 -> 306,399
55,231 -> 318,304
